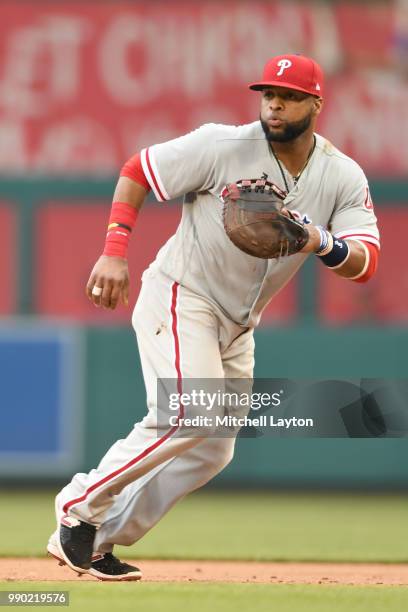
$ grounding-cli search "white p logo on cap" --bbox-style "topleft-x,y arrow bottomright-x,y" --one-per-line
277,59 -> 292,76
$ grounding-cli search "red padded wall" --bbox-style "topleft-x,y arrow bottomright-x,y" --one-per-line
35,202 -> 296,323
319,208 -> 408,323
0,205 -> 16,314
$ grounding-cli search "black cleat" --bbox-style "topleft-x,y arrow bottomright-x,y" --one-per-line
48,530 -> 142,581
58,519 -> 97,573
90,553 -> 142,581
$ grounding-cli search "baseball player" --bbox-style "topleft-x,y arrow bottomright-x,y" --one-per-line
47,54 -> 380,581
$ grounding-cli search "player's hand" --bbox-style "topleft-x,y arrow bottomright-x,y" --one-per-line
86,255 -> 130,309
280,208 -> 320,254
299,224 -> 321,254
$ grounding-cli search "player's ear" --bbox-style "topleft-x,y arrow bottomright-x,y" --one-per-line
313,97 -> 323,115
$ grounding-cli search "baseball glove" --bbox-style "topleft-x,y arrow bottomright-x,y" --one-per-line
221,180 -> 309,259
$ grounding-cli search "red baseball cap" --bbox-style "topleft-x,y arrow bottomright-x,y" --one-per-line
249,54 -> 324,98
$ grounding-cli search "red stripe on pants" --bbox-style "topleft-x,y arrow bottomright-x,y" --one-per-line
63,282 -> 183,515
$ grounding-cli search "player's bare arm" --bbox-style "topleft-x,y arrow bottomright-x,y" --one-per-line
86,178 -> 148,310
300,226 -> 371,278
331,240 -> 369,278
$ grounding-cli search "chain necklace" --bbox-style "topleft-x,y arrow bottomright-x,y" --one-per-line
269,135 -> 316,193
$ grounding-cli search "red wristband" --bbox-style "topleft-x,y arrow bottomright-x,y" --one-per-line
103,201 -> 138,258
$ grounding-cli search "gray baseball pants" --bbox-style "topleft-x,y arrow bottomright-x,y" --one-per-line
58,269 -> 254,552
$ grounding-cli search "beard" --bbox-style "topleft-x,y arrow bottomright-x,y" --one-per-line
260,111 -> 313,143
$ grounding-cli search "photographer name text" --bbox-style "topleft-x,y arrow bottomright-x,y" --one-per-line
168,415 -> 314,429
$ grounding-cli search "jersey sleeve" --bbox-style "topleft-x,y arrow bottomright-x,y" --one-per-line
329,161 -> 380,249
140,124 -> 217,201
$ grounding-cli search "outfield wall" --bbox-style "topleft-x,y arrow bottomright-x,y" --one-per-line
84,326 -> 408,489
1,323 -> 408,488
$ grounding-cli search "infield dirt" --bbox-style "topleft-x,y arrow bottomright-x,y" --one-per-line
1,559 -> 408,586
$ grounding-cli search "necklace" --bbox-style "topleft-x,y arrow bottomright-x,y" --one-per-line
269,135 -> 316,193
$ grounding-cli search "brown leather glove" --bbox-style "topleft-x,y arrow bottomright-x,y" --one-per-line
222,181 -> 309,259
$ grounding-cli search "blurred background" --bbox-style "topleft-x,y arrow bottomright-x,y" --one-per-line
1,0 -> 408,492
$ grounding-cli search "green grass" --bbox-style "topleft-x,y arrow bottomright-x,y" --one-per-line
0,490 -> 407,562
0,582 -> 408,612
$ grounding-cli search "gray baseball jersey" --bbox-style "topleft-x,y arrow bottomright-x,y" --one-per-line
141,121 -> 379,327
